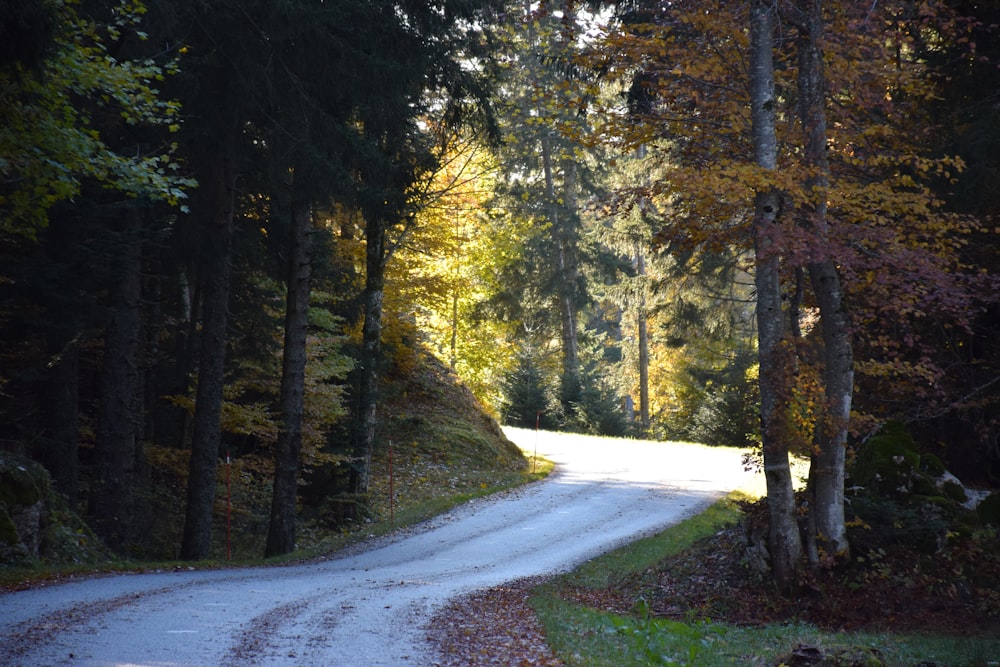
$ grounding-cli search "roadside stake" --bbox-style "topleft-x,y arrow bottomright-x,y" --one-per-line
389,440 -> 395,528
226,450 -> 232,562
533,412 -> 540,473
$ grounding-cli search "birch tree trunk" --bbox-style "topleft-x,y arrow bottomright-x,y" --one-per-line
265,200 -> 313,557
750,0 -> 802,590
796,0 -> 852,560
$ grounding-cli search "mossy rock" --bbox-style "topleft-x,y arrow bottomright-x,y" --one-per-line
0,453 -> 50,562
0,509 -> 18,546
911,476 -> 939,497
851,421 -> 921,496
941,479 -> 968,503
920,452 -> 946,477
0,452 -> 46,507
0,453 -> 108,566
953,509 -> 983,537
977,492 -> 1000,525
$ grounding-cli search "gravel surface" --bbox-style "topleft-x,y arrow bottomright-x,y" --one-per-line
0,429 -> 751,666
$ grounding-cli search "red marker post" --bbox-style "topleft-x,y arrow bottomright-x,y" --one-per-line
533,411 -> 540,473
389,441 -> 395,528
226,451 -> 232,561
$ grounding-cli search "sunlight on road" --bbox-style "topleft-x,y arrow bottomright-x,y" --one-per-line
504,426 -> 763,495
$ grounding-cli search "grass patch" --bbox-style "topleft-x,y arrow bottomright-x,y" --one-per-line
529,492 -> 1000,667
534,596 -> 1000,667
557,493 -> 746,591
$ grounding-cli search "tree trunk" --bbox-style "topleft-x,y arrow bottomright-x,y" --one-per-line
352,216 -> 387,500
750,0 -> 802,590
635,246 -> 650,432
42,338 -> 79,504
90,208 -> 143,554
181,156 -> 235,561
541,136 -> 581,407
796,0 -> 852,560
450,290 -> 459,370
265,201 -> 313,557
558,159 -> 581,406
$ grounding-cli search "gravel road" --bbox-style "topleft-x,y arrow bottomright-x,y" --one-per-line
1,428 -> 752,666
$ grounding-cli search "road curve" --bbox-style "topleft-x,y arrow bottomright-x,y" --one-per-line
1,429 -> 752,666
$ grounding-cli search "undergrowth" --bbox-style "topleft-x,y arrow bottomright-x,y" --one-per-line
1,351 -> 545,588
529,494 -> 1000,667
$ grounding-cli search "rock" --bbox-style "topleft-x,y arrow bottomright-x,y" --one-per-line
0,453 -> 48,562
0,451 -> 107,566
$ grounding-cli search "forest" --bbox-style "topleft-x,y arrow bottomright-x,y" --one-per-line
1,0 -> 998,590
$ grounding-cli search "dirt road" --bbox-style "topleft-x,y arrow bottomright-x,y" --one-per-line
1,429 -> 752,666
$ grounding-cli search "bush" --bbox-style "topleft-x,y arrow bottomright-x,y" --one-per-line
851,421 -> 921,496
848,495 -> 950,554
978,492 -> 1000,526
563,380 -> 632,437
500,348 -> 556,430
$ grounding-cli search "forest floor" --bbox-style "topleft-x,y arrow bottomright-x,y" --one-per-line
429,499 -> 1000,666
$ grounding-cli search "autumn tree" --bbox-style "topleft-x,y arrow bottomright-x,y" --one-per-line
591,0 -> 993,586
345,0 -> 502,502
745,0 -> 803,586
388,128 -> 520,410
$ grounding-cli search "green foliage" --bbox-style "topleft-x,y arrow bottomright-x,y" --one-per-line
978,493 -> 1000,526
167,283 -> 353,459
663,348 -> 759,448
851,421 -> 922,496
0,0 -> 192,238
562,362 -> 632,437
612,597 -> 724,666
500,347 -> 556,430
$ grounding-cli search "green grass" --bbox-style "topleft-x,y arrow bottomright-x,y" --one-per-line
556,494 -> 746,591
533,597 -> 1000,667
529,493 -> 1000,667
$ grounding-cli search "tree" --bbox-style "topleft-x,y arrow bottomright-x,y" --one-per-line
180,151 -> 236,560
491,2 -> 600,413
347,0 -> 502,501
265,201 -> 312,557
0,0 -> 192,553
160,0 -> 253,560
501,346 -> 553,429
789,0 -> 852,562
749,0 -> 802,588
90,207 -> 144,553
0,0 -> 188,240
590,0 -> 991,586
